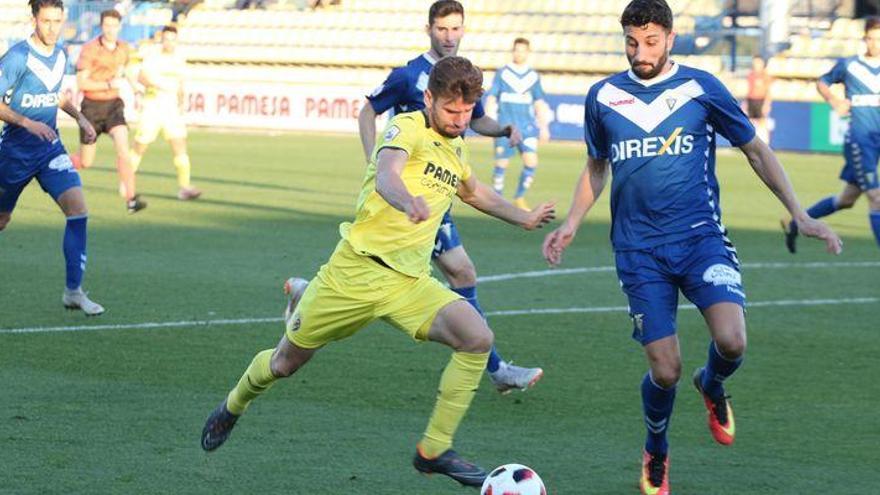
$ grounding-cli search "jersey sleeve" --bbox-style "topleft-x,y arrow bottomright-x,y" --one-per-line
584,84 -> 608,160
376,113 -> 422,156
366,67 -> 409,115
0,48 -> 25,96
472,98 -> 485,119
531,73 -> 547,101
701,74 -> 756,147
819,58 -> 847,86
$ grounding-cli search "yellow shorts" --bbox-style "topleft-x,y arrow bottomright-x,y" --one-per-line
134,97 -> 187,144
286,240 -> 462,349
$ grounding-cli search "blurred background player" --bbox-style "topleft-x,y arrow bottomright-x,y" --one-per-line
744,55 -> 773,143
201,56 -> 556,488
129,25 -> 201,201
486,37 -> 551,210
357,0 -> 543,394
71,8 -> 146,214
0,0 -> 104,315
542,1 -> 842,493
784,16 -> 880,252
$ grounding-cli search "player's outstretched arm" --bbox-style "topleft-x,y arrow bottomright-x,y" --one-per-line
0,101 -> 57,142
740,136 -> 843,254
470,115 -> 522,146
375,147 -> 429,223
457,175 -> 555,230
357,101 -> 379,163
542,157 -> 608,266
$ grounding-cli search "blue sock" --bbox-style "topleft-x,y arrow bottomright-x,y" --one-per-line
451,285 -> 503,372
642,372 -> 675,455
63,215 -> 88,290
492,166 -> 506,194
870,210 -> 880,247
806,196 -> 838,219
514,166 -> 536,199
700,341 -> 743,400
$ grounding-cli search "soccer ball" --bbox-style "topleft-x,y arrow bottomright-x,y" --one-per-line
480,463 -> 546,495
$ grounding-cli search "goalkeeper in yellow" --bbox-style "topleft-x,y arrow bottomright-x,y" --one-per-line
200,56 -> 555,488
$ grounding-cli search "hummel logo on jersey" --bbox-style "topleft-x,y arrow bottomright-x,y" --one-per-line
609,98 -> 635,106
423,162 -> 459,187
611,127 -> 694,163
21,92 -> 61,108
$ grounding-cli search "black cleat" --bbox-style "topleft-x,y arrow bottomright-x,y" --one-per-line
127,195 -> 147,214
780,218 -> 798,254
200,399 -> 239,451
413,448 -> 488,487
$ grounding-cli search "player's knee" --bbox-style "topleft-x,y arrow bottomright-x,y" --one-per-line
837,196 -> 856,209
652,366 -> 680,389
462,327 -> 494,354
0,215 -> 9,231
715,329 -> 747,359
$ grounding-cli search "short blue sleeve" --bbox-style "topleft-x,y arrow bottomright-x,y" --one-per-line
0,48 -> 25,96
366,67 -> 409,115
701,74 -> 756,147
531,74 -> 547,101
473,98 -> 485,119
819,58 -> 847,86
584,84 -> 608,160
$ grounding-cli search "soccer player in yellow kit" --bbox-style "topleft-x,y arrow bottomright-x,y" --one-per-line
200,57 -> 555,487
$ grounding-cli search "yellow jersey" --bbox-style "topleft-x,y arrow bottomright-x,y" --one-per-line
341,110 -> 472,278
140,49 -> 186,101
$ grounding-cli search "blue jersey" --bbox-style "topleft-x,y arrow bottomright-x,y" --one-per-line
820,56 -> 880,139
367,52 -> 485,119
584,63 -> 755,251
486,64 -> 545,128
0,38 -> 67,163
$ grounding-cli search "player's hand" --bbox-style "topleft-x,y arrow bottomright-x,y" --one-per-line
405,196 -> 430,224
78,116 -> 97,144
831,98 -> 851,118
23,119 -> 58,142
506,125 -> 522,147
521,201 -> 556,230
539,126 -> 550,144
542,222 -> 577,266
796,215 -> 843,255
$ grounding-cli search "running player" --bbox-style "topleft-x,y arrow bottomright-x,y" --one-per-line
486,37 -> 551,210
0,0 -> 105,315
783,16 -> 880,251
129,25 -> 201,201
542,2 -> 841,493
200,56 -> 556,488
72,8 -> 146,214
357,0 -> 543,394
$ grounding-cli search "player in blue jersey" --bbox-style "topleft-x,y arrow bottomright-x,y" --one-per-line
783,17 -> 880,252
541,1 -> 842,493
486,37 -> 551,211
356,0 -> 544,394
0,0 -> 104,315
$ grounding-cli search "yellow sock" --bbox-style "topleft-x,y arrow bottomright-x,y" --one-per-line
129,150 -> 142,173
226,349 -> 277,415
419,351 -> 489,458
173,153 -> 191,188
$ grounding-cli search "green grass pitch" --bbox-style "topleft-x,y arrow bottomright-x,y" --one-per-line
1,128 -> 877,493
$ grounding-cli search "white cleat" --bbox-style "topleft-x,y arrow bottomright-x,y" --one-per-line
283,277 -> 309,329
62,288 -> 105,316
489,362 -> 544,394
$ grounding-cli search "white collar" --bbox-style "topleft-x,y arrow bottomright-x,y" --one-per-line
627,61 -> 679,87
27,35 -> 55,57
422,52 -> 438,66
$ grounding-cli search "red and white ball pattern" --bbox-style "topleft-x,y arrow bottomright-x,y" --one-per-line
480,463 -> 547,495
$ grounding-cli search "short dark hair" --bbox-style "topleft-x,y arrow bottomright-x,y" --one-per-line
100,9 -> 121,23
428,0 -> 464,27
620,0 -> 673,32
428,56 -> 483,104
866,16 -> 880,34
513,37 -> 530,48
29,0 -> 63,17
162,25 -> 178,34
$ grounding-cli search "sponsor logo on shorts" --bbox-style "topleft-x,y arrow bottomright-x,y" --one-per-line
703,263 -> 742,286
631,313 -> 644,334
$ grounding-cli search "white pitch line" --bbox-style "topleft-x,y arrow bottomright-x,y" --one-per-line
2,297 -> 876,335
476,260 -> 880,283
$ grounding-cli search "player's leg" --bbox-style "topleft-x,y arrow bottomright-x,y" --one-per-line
130,117 -> 156,174
866,187 -> 880,247
492,136 -> 513,194
168,137 -> 201,200
855,140 -> 880,246
0,158 -> 30,232
71,100 -> 102,170
73,142 -> 97,170
108,124 -> 147,213
513,139 -> 540,211
432,213 -> 543,392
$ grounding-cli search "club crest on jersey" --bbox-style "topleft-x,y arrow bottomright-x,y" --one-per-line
384,125 -> 400,142
610,126 -> 694,163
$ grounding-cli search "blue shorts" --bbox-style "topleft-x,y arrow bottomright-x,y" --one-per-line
840,133 -> 880,191
0,151 -> 80,213
431,208 -> 462,259
615,234 -> 746,345
494,123 -> 539,159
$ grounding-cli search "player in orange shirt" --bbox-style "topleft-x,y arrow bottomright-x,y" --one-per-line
72,9 -> 145,213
